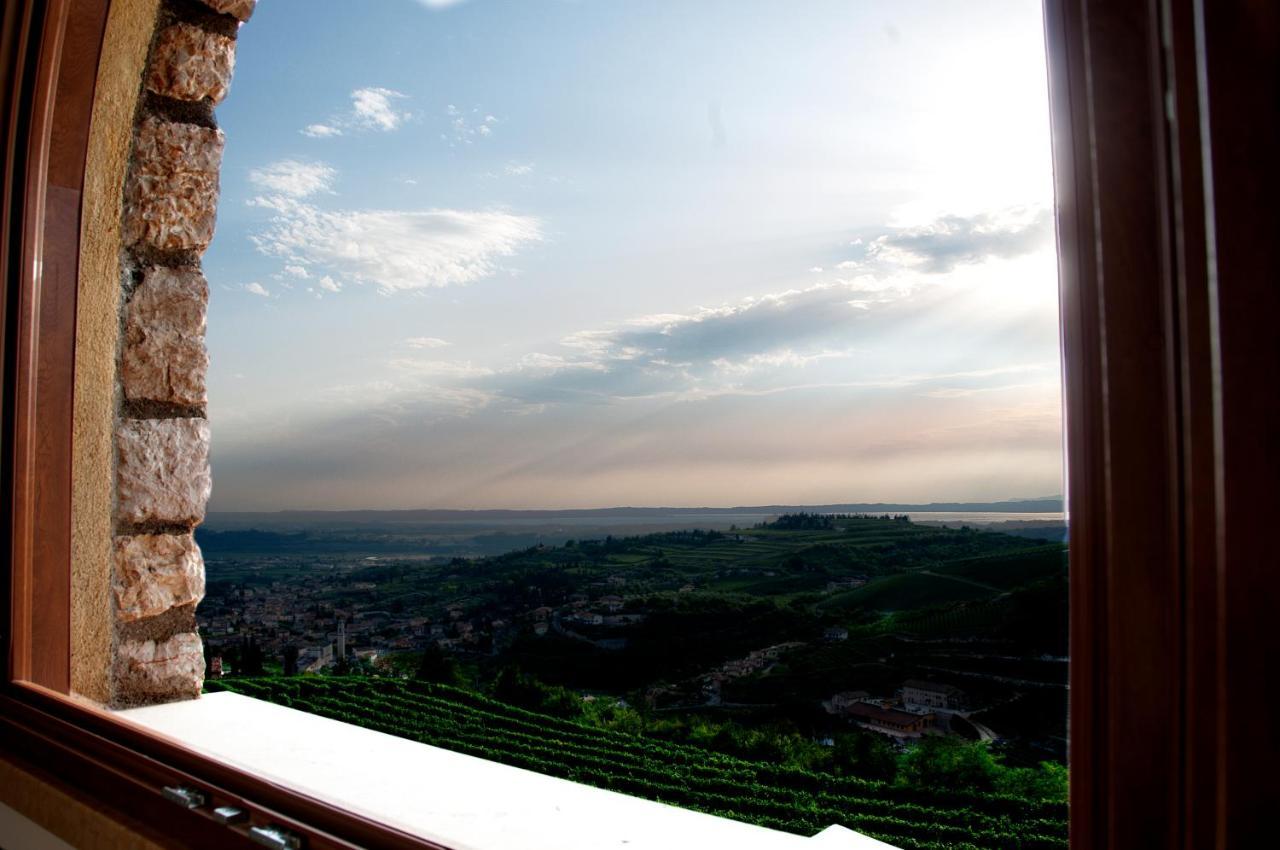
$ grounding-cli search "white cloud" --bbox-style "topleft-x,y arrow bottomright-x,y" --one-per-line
416,0 -> 470,8
351,87 -> 410,132
282,264 -> 310,279
212,203 -> 1061,509
301,123 -> 341,138
504,162 -> 534,176
318,275 -> 342,293
447,209 -> 1059,407
389,358 -> 493,379
251,200 -> 542,294
853,207 -> 1052,275
406,337 -> 451,349
248,160 -> 335,198
243,282 -> 270,297
446,104 -> 499,145
302,88 -> 411,138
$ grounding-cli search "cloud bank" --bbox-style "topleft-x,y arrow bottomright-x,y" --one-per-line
246,159 -> 542,293
852,207 -> 1052,274
248,160 -> 335,198
213,207 -> 1062,509
253,203 -> 541,293
406,337 -> 451,350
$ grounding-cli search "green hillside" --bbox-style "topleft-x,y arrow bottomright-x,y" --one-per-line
202,514 -> 1069,846
208,676 -> 1067,850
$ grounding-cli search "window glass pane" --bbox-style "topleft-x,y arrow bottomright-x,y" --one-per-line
199,2 -> 1067,847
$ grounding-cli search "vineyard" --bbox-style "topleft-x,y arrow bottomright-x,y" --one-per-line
207,677 -> 1066,850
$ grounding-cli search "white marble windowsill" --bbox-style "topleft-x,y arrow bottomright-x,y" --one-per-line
116,692 -> 897,850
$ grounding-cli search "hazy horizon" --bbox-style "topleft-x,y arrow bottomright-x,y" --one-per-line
205,0 -> 1063,512
206,494 -> 1064,516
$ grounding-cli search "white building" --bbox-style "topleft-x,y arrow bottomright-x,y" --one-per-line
297,644 -> 333,673
902,679 -> 966,712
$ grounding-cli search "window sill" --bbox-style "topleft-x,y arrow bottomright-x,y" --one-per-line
116,692 -> 896,850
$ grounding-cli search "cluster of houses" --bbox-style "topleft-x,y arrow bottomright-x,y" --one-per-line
693,641 -> 808,704
714,641 -> 807,679
200,556 -> 666,676
198,564 -> 492,668
824,680 -> 970,739
634,641 -> 809,708
550,592 -> 649,650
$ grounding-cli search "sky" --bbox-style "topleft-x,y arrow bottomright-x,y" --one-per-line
203,0 -> 1063,511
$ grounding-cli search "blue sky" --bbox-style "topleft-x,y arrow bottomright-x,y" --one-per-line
204,0 -> 1062,510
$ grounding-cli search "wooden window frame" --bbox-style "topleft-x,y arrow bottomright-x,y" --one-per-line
1,1 -> 1275,848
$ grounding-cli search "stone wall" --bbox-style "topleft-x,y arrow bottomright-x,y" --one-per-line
108,0 -> 254,707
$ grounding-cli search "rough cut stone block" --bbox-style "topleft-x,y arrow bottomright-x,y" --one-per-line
199,0 -> 256,21
122,267 -> 209,406
116,418 -> 211,527
122,117 -> 224,253
113,534 -> 205,623
145,23 -> 236,104
114,632 -> 204,703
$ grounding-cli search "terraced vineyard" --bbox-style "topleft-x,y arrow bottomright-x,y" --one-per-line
208,676 -> 1067,850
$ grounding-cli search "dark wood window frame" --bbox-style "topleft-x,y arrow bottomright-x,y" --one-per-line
1,1 -> 1274,848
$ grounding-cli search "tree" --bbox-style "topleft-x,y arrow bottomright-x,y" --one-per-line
493,667 -> 582,719
898,736 -> 1001,792
833,731 -> 898,782
995,760 -> 1069,801
238,636 -> 265,676
415,644 -> 463,686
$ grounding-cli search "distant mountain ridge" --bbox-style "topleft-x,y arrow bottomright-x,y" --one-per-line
207,497 -> 1063,525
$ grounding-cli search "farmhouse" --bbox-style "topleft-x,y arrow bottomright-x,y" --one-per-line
846,703 -> 936,739
824,690 -> 872,713
903,680 -> 967,712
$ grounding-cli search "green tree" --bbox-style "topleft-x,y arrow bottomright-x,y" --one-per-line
995,760 -> 1069,801
833,731 -> 898,782
415,645 -> 463,686
898,736 -> 1001,792
238,636 -> 265,676
493,667 -> 583,719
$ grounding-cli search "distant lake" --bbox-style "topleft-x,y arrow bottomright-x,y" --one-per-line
906,511 -> 1065,524
204,506 -> 1066,533
199,506 -> 1067,558
328,509 -> 1067,530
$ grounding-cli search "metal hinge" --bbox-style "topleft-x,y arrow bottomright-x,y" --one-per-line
162,786 -> 207,809
249,825 -> 305,850
212,805 -> 248,825
163,785 -> 302,848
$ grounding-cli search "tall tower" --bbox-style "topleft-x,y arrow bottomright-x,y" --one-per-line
337,619 -> 346,660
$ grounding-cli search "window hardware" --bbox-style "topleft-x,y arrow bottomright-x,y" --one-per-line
212,806 -> 247,824
161,785 -> 206,809
249,825 -> 304,850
